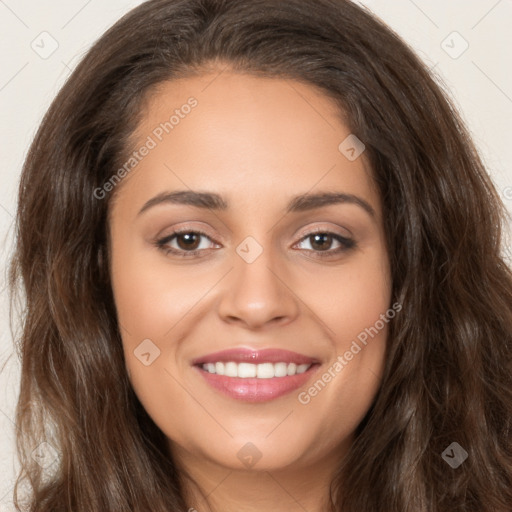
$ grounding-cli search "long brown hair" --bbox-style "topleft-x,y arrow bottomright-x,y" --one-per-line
9,0 -> 512,510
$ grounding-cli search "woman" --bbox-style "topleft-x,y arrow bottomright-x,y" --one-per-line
9,0 -> 512,510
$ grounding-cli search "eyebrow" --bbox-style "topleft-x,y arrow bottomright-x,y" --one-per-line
137,190 -> 375,218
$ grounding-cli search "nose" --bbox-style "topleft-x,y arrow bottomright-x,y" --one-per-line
216,245 -> 300,330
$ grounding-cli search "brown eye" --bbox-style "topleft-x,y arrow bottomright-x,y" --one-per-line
309,233 -> 335,251
155,230 -> 220,257
175,232 -> 201,251
295,231 -> 356,258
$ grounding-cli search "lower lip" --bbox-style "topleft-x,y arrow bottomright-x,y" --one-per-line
194,364 -> 320,402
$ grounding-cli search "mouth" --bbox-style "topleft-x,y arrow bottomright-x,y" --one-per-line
191,348 -> 321,402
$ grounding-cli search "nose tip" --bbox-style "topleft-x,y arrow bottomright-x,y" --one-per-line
216,249 -> 300,329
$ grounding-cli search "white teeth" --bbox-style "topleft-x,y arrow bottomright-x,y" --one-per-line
238,362 -> 257,378
296,364 -> 310,374
202,361 -> 313,378
274,362 -> 288,377
256,362 -> 274,379
224,362 -> 238,377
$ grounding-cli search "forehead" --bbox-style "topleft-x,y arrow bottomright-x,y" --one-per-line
111,71 -> 381,218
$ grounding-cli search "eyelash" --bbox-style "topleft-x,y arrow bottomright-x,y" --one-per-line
154,228 -> 356,259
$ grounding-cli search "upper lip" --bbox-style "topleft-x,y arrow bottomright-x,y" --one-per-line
192,348 -> 319,366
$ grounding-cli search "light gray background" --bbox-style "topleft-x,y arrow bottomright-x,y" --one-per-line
0,0 -> 511,508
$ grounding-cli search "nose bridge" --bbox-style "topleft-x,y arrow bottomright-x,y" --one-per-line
216,234 -> 299,327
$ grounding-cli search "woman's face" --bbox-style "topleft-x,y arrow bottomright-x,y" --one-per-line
109,70 -> 392,473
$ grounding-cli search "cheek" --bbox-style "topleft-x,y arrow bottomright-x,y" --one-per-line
294,250 -> 391,423
303,250 -> 391,343
110,247 -> 215,339
110,248 -> 222,417
110,249 -> 204,443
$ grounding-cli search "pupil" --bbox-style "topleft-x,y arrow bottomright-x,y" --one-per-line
311,234 -> 331,251
178,233 -> 200,250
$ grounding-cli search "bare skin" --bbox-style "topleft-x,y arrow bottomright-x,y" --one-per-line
109,66 -> 392,512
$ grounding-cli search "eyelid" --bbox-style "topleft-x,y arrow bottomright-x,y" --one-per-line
293,224 -> 353,241
155,222 -> 219,242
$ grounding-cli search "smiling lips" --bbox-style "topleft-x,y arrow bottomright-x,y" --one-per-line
192,348 -> 320,402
